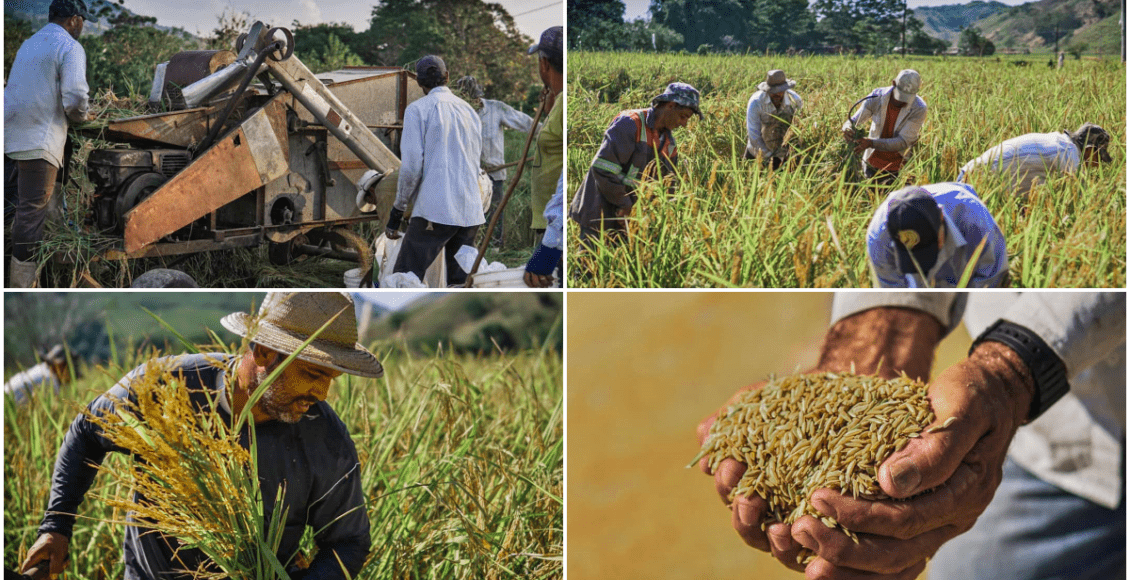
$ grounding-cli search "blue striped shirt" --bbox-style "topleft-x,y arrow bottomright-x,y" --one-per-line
867,182 -> 1009,288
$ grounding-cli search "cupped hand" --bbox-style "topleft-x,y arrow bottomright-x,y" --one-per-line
790,342 -> 1033,579
697,381 -> 807,572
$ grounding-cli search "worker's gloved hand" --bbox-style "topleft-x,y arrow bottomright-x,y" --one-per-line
20,532 -> 69,578
523,244 -> 561,288
789,341 -> 1034,579
385,208 -> 404,240
697,381 -> 808,573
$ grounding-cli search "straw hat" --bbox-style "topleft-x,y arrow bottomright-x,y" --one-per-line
758,70 -> 796,95
221,292 -> 384,378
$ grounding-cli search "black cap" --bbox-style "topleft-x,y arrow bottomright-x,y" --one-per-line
415,55 -> 447,86
528,26 -> 563,71
50,0 -> 98,22
886,186 -> 943,275
1070,122 -> 1112,163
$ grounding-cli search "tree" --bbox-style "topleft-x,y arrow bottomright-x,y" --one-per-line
291,22 -> 364,73
650,0 -> 756,53
568,0 -> 626,49
357,0 -> 537,108
813,0 -> 907,52
907,29 -> 948,54
746,0 -> 816,52
85,12 -> 191,95
1066,41 -> 1088,59
958,26 -> 995,56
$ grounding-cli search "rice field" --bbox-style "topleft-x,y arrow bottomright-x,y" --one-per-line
4,324 -> 562,578
566,52 -> 1126,288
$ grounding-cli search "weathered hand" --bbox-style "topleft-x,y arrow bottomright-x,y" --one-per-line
21,531 -> 70,577
841,128 -> 856,142
697,381 -> 807,572
791,341 -> 1034,579
853,138 -> 872,154
614,206 -> 632,218
384,227 -> 401,240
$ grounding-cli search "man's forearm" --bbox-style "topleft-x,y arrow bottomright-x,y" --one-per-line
818,307 -> 945,381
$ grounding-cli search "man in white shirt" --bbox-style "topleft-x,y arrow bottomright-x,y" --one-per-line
4,0 -> 95,287
959,122 -> 1113,195
745,69 -> 803,169
454,75 -> 534,247
698,292 -> 1124,580
385,55 -> 484,287
842,69 -> 927,184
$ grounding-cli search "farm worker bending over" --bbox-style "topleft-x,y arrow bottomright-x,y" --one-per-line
20,292 -> 382,580
842,69 -> 927,185
569,82 -> 702,243
386,55 -> 485,287
867,184 -> 1008,288
745,69 -> 803,169
4,0 -> 95,287
4,344 -> 72,405
698,292 -> 1125,580
454,75 -> 535,247
524,172 -> 564,288
958,122 -> 1113,196
528,26 -> 564,245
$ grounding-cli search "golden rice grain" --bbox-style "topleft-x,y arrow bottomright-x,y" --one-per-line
690,372 -> 934,557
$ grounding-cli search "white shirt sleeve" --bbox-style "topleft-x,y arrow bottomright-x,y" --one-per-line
746,94 -> 768,155
394,102 -> 425,211
542,173 -> 564,251
60,42 -> 90,123
497,101 -> 534,133
999,293 -> 1126,386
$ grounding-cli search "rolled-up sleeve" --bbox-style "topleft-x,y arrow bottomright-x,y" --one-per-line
1000,293 -> 1126,386
831,292 -> 964,336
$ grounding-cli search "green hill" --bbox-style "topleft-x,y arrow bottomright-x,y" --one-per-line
913,0 -> 1122,53
365,293 -> 563,354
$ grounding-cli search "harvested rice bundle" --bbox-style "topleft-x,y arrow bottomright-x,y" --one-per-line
88,360 -> 289,580
691,372 -> 938,565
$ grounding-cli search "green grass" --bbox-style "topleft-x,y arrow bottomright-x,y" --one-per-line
4,332 -> 562,578
566,52 -> 1126,288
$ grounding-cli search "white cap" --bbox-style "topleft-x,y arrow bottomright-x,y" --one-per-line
893,69 -> 920,103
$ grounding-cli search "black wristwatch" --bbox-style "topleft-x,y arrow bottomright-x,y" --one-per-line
970,319 -> 1069,422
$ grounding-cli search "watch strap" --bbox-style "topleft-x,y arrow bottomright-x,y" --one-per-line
970,319 -> 1069,422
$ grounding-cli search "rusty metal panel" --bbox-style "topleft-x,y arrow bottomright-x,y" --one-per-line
104,107 -> 223,148
123,105 -> 290,254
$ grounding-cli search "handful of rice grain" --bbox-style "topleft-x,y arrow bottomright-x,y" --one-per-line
692,372 -> 937,563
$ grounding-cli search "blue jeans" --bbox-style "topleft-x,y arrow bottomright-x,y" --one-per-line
930,457 -> 1125,580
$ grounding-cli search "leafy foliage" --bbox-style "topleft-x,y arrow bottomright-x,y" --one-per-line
958,26 -> 996,56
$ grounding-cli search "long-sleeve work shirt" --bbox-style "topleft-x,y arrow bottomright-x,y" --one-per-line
959,131 -> 1081,195
395,86 -> 485,227
477,98 -> 534,181
746,89 -> 802,157
866,182 -> 1008,288
842,86 -> 926,168
4,23 -> 90,168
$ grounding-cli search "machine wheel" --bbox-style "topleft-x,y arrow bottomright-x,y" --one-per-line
268,234 -> 305,266
265,27 -> 294,62
114,172 -> 167,232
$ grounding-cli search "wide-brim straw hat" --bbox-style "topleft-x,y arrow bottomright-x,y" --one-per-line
221,292 -> 384,378
758,69 -> 796,95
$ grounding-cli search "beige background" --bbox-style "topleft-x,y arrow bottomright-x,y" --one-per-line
567,292 -> 971,579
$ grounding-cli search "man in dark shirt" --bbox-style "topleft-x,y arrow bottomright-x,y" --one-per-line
19,292 -> 384,580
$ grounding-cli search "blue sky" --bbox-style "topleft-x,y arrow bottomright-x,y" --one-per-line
621,0 -> 1033,21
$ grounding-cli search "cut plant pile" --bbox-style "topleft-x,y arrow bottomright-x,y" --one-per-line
692,372 -> 937,564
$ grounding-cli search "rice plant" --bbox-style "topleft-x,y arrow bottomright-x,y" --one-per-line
4,317 -> 563,579
566,52 -> 1125,288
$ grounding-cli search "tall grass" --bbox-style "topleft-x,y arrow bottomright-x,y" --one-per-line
566,52 -> 1126,287
4,332 -> 562,578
